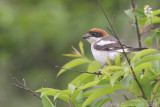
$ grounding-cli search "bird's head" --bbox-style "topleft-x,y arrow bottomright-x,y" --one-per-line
82,28 -> 108,44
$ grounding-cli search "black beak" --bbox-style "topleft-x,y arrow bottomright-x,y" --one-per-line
82,34 -> 90,39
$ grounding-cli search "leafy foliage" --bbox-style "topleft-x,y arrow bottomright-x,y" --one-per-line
37,41 -> 160,106
35,2 -> 160,106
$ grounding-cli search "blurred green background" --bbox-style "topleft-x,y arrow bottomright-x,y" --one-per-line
0,0 -> 159,107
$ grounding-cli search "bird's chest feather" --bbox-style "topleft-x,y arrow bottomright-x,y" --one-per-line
91,45 -> 118,65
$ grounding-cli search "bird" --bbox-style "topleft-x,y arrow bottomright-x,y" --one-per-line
82,28 -> 147,68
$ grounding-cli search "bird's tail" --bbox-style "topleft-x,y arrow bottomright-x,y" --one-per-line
127,47 -> 147,52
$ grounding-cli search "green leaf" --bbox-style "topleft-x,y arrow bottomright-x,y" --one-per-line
93,98 -> 111,107
144,36 -> 153,46
82,85 -> 121,107
42,96 -> 55,107
153,82 -> 159,93
41,89 -> 61,97
57,58 -> 90,76
131,49 -> 157,64
115,53 -> 121,66
135,9 -> 146,18
75,90 -> 84,107
71,73 -> 96,87
83,89 -> 98,98
121,75 -> 133,88
140,71 -> 152,99
71,61 -> 98,87
124,9 -> 134,20
63,54 -> 81,57
134,62 -> 153,71
153,9 -> 160,16
79,41 -> 84,55
102,66 -> 123,71
153,93 -> 160,100
68,84 -> 76,94
107,55 -> 112,66
36,88 -> 61,97
146,16 -> 160,25
152,53 -> 160,73
133,80 -> 140,95
97,78 -> 110,85
110,71 -> 122,86
136,55 -> 160,66
138,18 -> 147,26
144,31 -> 157,46
54,90 -> 70,103
81,80 -> 100,90
71,89 -> 82,104
36,88 -> 55,92
157,100 -> 160,107
121,99 -> 147,107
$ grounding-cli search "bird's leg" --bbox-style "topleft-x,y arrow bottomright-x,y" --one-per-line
97,64 -> 105,76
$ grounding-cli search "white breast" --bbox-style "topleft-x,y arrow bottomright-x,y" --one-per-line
91,45 -> 118,65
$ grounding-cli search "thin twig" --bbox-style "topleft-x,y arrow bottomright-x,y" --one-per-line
112,15 -> 116,26
55,66 -> 102,75
131,0 -> 142,48
9,74 -> 41,100
97,0 -> 147,100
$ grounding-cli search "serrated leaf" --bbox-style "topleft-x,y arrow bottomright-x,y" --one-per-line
134,62 -> 153,71
79,41 -> 84,55
131,49 -> 157,64
115,53 -> 121,66
121,99 -> 147,107
136,55 -> 160,66
153,9 -> 160,16
82,85 -> 121,107
57,58 -> 90,76
110,71 -> 122,86
42,96 -> 55,107
93,98 -> 111,107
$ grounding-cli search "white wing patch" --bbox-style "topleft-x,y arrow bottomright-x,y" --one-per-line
96,40 -> 116,46
116,49 -> 129,53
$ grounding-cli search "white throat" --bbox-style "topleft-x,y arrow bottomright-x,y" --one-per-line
86,37 -> 101,45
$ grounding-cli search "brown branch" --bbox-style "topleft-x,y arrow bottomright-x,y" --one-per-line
97,0 -> 147,100
9,74 -> 41,100
55,66 -> 102,75
131,0 -> 142,48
